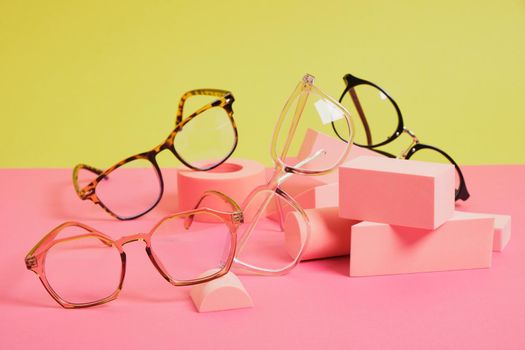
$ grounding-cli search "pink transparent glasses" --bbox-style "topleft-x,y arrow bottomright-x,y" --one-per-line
25,191 -> 242,308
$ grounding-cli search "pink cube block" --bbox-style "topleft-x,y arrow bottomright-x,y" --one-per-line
339,156 -> 455,229
284,207 -> 360,261
350,211 -> 495,277
457,211 -> 511,251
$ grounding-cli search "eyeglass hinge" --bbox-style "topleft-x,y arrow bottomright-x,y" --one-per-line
303,74 -> 315,84
25,256 -> 37,269
232,212 -> 244,224
80,187 -> 96,199
224,92 -> 235,103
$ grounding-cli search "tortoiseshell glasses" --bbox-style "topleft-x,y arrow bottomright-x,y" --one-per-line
332,73 -> 470,201
73,89 -> 238,220
25,191 -> 243,309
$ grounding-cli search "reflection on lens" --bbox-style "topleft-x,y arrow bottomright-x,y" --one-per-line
150,212 -> 232,281
45,236 -> 121,304
174,106 -> 235,169
96,158 -> 161,219
339,85 -> 398,146
235,189 -> 306,272
274,84 -> 352,173
407,147 -> 460,191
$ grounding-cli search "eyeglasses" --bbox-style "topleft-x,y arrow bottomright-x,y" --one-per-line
73,89 -> 239,220
25,191 -> 242,309
332,73 -> 470,201
191,74 -> 354,275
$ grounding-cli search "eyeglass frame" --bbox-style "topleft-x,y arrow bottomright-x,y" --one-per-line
190,74 -> 354,276
25,191 -> 243,309
73,89 -> 239,220
334,73 -> 470,201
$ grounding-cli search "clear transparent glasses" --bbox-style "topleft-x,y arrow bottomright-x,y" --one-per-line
25,191 -> 242,308
333,73 -> 470,201
230,74 -> 354,275
73,89 -> 238,220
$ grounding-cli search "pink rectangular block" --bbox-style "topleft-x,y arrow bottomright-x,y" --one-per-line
339,156 -> 455,229
350,211 -> 495,276
456,211 -> 511,252
295,183 -> 338,209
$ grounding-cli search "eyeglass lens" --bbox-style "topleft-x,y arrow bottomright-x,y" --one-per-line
150,212 -> 232,282
235,189 -> 303,272
44,226 -> 122,305
274,85 -> 352,172
339,85 -> 398,146
174,105 -> 236,170
95,158 -> 162,219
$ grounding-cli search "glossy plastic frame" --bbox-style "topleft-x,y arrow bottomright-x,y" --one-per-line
335,73 -> 470,201
73,89 -> 238,220
233,186 -> 309,276
25,191 -> 242,309
271,74 -> 355,176
225,74 -> 353,275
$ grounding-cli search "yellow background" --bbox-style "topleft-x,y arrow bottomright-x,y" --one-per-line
1,0 -> 524,168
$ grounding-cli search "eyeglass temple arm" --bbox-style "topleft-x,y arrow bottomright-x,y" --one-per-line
277,149 -> 326,185
175,89 -> 232,127
184,190 -> 243,230
348,88 -> 373,146
72,164 -> 106,198
456,182 -> 470,201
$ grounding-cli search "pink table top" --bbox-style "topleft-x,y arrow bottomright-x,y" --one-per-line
1,165 -> 524,349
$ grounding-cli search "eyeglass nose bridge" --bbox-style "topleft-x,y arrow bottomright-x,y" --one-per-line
400,127 -> 420,159
117,233 -> 149,246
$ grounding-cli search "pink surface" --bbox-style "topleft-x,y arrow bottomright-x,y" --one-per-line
190,271 -> 253,312
285,207 -> 359,261
457,211 -> 512,252
1,165 -> 525,349
339,156 -> 455,229
350,212 -> 494,276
